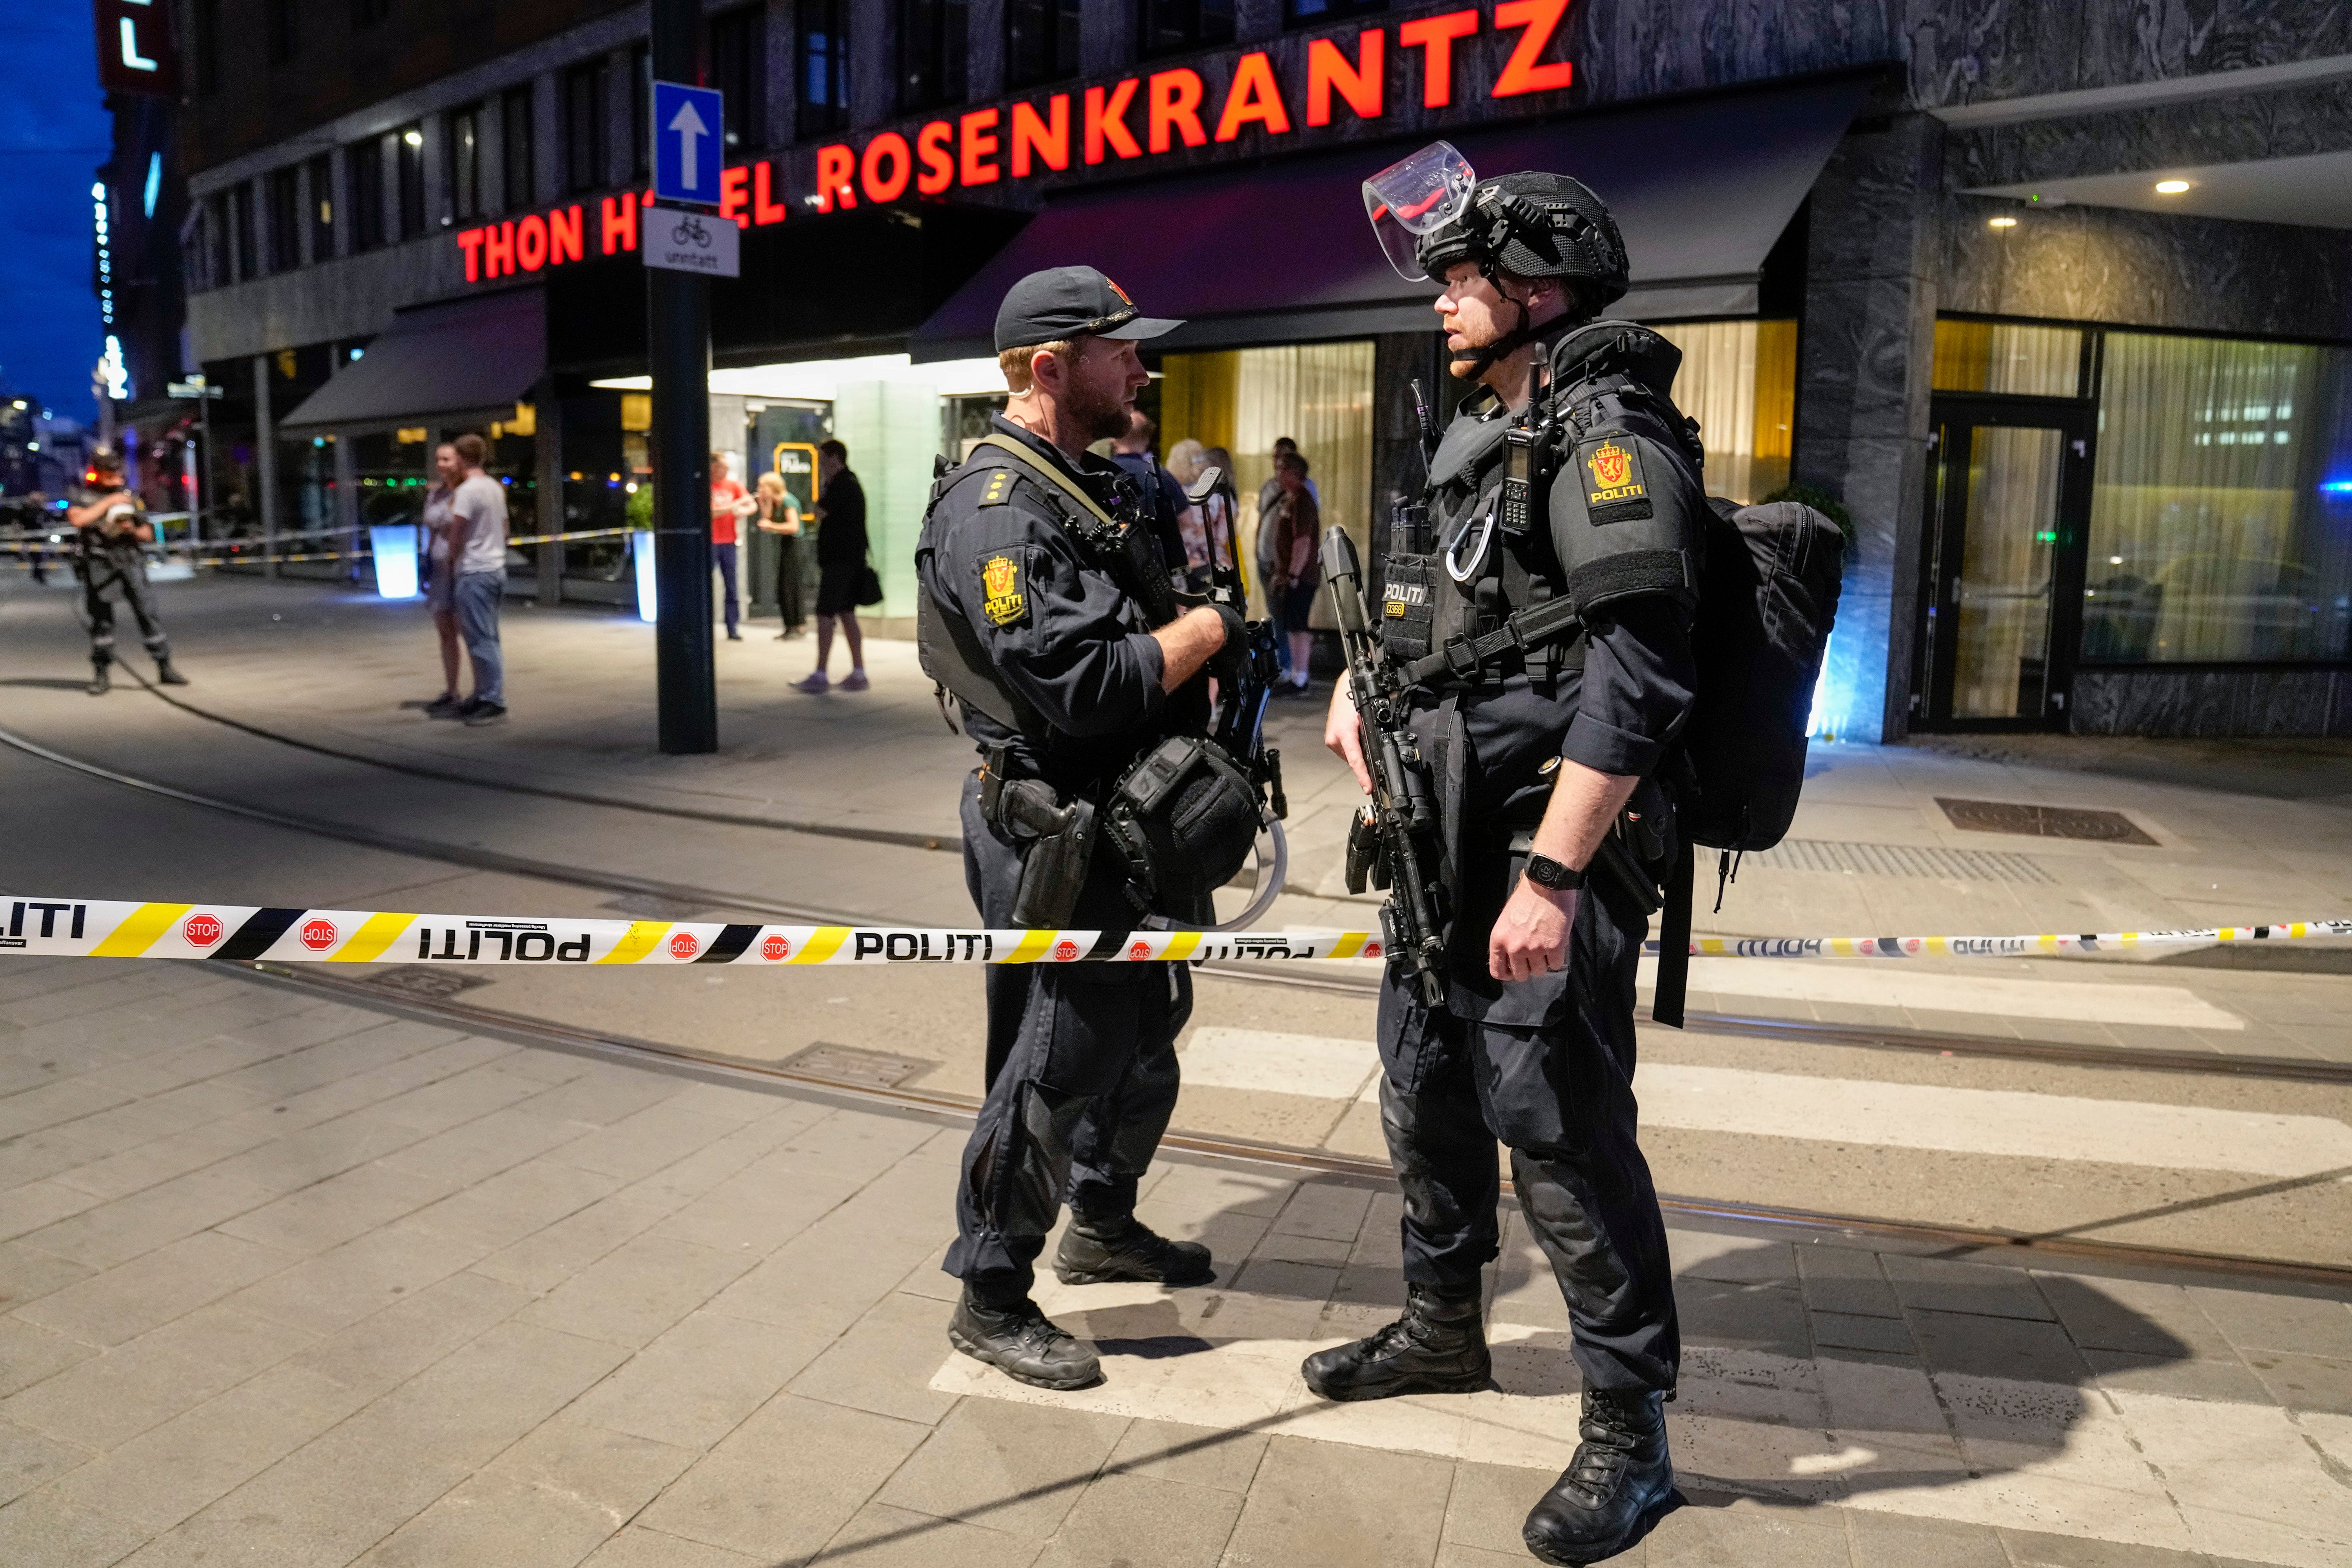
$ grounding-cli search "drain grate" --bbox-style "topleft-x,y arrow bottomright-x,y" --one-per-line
779,1042 -> 937,1090
359,965 -> 493,1001
1935,798 -> 2158,846
1744,838 -> 2057,884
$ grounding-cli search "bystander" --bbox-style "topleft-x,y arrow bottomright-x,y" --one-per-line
445,433 -> 509,726
418,443 -> 467,717
754,471 -> 806,639
1107,410 -> 1193,584
709,451 -> 753,642
1265,450 -> 1321,697
794,439 -> 870,693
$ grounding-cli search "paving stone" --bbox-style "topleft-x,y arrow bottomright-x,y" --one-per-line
1441,1459 -> 1555,1557
0,1129 -> 110,1194
790,1288 -> 961,1426
350,1418 -> 696,1568
1674,1277 -> 1811,1357
43,1117 -> 282,1204
0,1303 -> 314,1451
1909,1309 -> 2092,1386
1793,1245 -> 1900,1319
386,1154 -> 624,1252
0,1490 -> 151,1568
1032,1470 -> 1246,1568
508,1066 -> 689,1129
1843,1506 -> 2010,1566
637,1393 -> 930,1561
1220,1435 -> 1452,1568
287,1268 -> 532,1399
16,1161 -> 287,1269
822,1499 -> 1045,1567
469,1195 -> 673,1295
571,1308 -> 829,1450
1880,1254 -> 2056,1322
649,1155 -> 863,1254
705,1205 -> 950,1340
1229,1258 -> 1341,1302
878,1394 -> 1128,1540
0,1417 -> 90,1507
1996,1523 -> 2215,1567
0,1243 -> 93,1315
576,1525 -> 762,1567
2082,1348 -> 2273,1405
519,1231 -> 762,1348
1102,1417 -> 1270,1494
377,1105 -> 597,1187
13,1230 -> 297,1347
2241,1349 -> 2352,1415
0,1181 -> 103,1245
543,1103 -> 749,1184
1811,1310 -> 1916,1357
2032,1273 -> 2211,1358
1642,1492 -> 1847,1565
2188,1286 -> 2352,1359
0,1318 -> 99,1400
213,1160 -> 458,1255
116,1426 -> 475,1568
225,1223 -> 490,1336
1666,1227 -> 1798,1287
1269,1182 -> 1374,1243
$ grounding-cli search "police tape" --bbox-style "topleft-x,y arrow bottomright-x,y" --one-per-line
3,896 -> 2349,968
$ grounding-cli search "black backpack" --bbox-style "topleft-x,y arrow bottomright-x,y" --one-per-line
1677,497 -> 1847,855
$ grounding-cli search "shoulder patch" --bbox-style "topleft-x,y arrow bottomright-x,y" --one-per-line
1577,436 -> 1654,525
980,553 -> 1028,627
978,468 -> 1014,507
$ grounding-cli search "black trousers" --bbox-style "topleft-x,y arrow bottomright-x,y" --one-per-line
773,534 -> 804,631
1374,888 -> 1679,1393
945,771 -> 1190,1301
83,564 -> 169,668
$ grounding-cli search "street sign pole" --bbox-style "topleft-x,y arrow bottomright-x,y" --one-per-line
648,0 -> 716,755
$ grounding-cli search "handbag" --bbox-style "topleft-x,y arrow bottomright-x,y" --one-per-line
855,550 -> 885,607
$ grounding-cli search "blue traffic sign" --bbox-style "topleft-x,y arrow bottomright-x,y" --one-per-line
651,81 -> 725,205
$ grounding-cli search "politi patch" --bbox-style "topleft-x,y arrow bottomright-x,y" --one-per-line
1581,437 -> 1649,510
981,553 -> 1027,627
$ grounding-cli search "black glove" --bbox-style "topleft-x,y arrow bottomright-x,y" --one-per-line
1207,601 -> 1248,678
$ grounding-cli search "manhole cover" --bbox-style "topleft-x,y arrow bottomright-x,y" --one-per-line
359,965 -> 492,1002
601,894 -> 715,919
779,1042 -> 936,1089
1935,798 -> 2157,845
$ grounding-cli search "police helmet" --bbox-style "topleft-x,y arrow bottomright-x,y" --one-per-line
1414,173 -> 1628,310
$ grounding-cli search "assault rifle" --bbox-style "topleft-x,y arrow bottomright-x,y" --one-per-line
1320,524 -> 1448,1005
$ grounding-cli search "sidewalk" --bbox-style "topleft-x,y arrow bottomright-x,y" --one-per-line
6,571 -> 2352,1066
3,958 -> 2349,1568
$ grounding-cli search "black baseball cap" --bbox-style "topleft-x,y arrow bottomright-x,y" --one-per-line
993,266 -> 1182,352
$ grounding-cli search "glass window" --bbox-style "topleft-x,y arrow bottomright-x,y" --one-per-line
350,139 -> 384,252
2084,332 -> 2352,664
230,182 -> 255,279
1648,319 -> 1797,505
446,105 -> 482,222
798,0 -> 852,138
206,193 -> 231,285
1138,0 -> 1235,59
563,61 -> 609,193
898,0 -> 967,111
1005,0 -> 1080,87
629,44 -> 651,178
1286,0 -> 1385,25
710,8 -> 769,151
502,86 -> 536,212
264,168 -> 299,272
1933,319 -> 2082,397
306,153 -> 334,260
394,124 -> 425,240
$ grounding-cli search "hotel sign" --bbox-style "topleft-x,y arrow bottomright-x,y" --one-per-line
454,2 -> 1575,284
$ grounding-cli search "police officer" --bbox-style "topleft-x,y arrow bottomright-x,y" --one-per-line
1312,173 -> 1703,1564
918,267 -> 1247,1390
66,448 -> 187,696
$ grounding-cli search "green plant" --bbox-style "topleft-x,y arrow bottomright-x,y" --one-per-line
624,485 -> 653,531
1761,481 -> 1857,554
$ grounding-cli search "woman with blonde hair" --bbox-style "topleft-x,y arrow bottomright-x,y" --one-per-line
1165,437 -> 1238,588
753,470 -> 806,638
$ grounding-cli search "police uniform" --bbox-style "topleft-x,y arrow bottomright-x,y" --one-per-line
918,268 -> 1236,1392
75,487 -> 180,691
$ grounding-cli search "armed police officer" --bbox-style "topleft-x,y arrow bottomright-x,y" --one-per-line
918,267 -> 1261,1391
66,448 -> 188,695
1312,156 -> 1705,1564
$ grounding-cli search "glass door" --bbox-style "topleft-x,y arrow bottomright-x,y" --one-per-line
1915,398 -> 2095,729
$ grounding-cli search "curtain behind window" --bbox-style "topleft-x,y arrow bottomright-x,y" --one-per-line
1651,319 -> 1796,505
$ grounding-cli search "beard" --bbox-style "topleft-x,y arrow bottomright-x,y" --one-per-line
1062,374 -> 1133,445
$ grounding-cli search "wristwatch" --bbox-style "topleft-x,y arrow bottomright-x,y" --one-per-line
1523,853 -> 1585,892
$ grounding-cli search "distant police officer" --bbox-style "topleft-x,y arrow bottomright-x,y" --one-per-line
65,448 -> 187,695
917,267 -> 1248,1390
1313,167 -> 1704,1564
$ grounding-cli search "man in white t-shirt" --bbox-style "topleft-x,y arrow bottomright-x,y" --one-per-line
445,433 -> 510,726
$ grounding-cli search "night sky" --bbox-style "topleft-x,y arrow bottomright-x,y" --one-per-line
0,13 -> 111,422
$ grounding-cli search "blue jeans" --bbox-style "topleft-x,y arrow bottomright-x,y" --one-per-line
712,541 -> 739,634
454,570 -> 505,707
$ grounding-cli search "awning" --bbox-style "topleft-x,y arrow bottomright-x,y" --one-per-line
279,287 -> 546,429
909,74 -> 1873,361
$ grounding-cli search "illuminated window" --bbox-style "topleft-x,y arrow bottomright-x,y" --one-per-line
393,123 -> 426,240
1932,319 -> 2082,397
306,152 -> 334,260
446,105 -> 482,222
1649,319 -> 1799,505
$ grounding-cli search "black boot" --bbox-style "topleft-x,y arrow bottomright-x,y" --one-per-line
947,1290 -> 1102,1390
1300,1283 -> 1490,1401
87,664 -> 110,696
1522,1388 -> 1676,1566
154,659 -> 189,686
1053,1214 -> 1213,1286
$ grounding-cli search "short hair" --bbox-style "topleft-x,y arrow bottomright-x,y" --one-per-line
998,339 -> 1075,396
818,438 -> 848,463
1277,451 -> 1309,477
453,433 -> 488,467
709,450 -> 727,465
1127,410 -> 1157,443
1272,436 -> 1298,454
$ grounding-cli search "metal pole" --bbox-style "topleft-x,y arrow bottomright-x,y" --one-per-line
648,0 -> 715,754
252,353 -> 279,579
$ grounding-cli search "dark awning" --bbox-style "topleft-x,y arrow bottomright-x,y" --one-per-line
909,74 -> 1873,361
279,287 -> 546,429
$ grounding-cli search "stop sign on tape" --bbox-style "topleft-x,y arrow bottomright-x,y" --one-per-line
761,933 -> 791,961
668,931 -> 702,960
299,918 -> 339,952
182,913 -> 223,948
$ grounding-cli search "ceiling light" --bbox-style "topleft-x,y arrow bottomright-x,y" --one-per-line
2154,179 -> 2191,194
1987,216 -> 2018,229
404,130 -> 423,147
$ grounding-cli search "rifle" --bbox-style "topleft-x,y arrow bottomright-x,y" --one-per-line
1320,524 -> 1448,1005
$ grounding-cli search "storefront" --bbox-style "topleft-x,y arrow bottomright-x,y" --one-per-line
180,2 -> 2352,737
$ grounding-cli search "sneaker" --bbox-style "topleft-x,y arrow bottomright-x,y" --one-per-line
423,693 -> 465,719
1054,1216 -> 1213,1287
791,671 -> 829,693
725,630 -> 742,641
463,701 -> 508,727
840,669 -> 869,692
947,1292 -> 1102,1390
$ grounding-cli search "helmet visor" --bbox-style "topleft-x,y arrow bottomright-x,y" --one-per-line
1362,142 -> 1476,280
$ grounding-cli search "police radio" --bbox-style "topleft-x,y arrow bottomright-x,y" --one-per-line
1499,363 -> 1565,541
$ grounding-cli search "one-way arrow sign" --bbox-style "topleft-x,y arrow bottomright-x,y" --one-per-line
651,81 -> 724,204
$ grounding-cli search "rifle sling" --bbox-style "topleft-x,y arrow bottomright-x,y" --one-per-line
1399,593 -> 1585,689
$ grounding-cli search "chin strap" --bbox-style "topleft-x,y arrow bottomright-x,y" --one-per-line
1450,287 -> 1581,382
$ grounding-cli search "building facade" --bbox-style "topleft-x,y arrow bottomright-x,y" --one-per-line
178,1 -> 2352,738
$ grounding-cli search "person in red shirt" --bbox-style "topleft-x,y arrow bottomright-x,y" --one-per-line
709,450 -> 754,642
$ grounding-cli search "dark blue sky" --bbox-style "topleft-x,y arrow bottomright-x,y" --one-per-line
0,13 -> 111,421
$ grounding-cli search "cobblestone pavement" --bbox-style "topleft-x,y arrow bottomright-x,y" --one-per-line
3,958 -> 2349,1568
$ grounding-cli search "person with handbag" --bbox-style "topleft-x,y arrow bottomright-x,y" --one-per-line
794,438 -> 874,693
